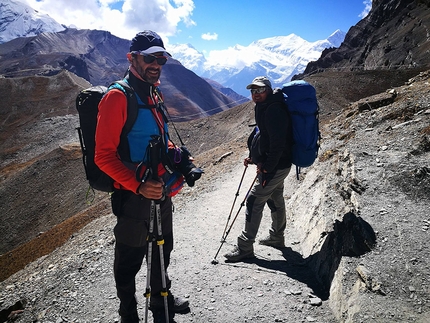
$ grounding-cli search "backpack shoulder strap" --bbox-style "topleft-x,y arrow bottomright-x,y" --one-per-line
108,79 -> 139,162
110,80 -> 139,134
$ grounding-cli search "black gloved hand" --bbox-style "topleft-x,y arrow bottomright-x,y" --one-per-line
260,172 -> 274,188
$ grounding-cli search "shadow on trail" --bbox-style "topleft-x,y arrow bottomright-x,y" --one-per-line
252,212 -> 377,300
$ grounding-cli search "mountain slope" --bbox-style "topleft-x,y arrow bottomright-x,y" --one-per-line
0,28 -> 237,121
1,70 -> 429,322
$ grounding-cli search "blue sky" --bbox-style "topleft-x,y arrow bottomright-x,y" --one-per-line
24,0 -> 372,55
170,0 -> 371,53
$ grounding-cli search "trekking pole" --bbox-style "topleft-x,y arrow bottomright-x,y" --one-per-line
220,165 -> 248,241
149,135 -> 170,323
144,137 -> 160,323
211,174 -> 258,265
144,202 -> 156,323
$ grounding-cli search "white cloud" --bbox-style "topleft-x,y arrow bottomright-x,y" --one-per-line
359,0 -> 372,19
201,32 -> 218,41
22,0 -> 195,41
205,45 -> 251,69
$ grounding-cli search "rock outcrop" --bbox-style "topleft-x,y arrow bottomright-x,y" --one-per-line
298,0 -> 430,76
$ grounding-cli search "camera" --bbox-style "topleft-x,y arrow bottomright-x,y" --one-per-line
168,146 -> 203,187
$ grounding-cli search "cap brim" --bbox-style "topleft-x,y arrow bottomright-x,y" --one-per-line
140,46 -> 172,57
246,82 -> 266,89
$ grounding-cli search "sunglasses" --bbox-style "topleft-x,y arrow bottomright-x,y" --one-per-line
133,52 -> 168,65
250,87 -> 267,94
143,53 -> 168,65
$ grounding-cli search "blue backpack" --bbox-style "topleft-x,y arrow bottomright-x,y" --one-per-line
282,80 -> 320,179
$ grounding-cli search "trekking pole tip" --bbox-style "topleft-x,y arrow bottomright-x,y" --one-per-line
211,258 -> 219,265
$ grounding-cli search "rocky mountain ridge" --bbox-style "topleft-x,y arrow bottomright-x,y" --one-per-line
0,28 -> 237,122
297,0 -> 430,76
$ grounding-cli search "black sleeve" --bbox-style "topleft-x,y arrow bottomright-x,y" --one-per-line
247,127 -> 258,157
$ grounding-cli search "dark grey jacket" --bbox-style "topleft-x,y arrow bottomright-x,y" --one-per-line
252,88 -> 293,173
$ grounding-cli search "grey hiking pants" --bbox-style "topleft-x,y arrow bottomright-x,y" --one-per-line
237,167 -> 290,252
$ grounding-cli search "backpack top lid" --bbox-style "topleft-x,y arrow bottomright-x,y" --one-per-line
283,80 -> 308,87
282,80 -> 317,112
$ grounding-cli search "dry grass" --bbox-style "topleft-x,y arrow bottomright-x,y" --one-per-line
0,199 -> 110,281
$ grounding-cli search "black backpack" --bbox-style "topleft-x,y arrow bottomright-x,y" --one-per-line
76,80 -> 137,193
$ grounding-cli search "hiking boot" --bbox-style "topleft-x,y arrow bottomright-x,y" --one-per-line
150,294 -> 189,313
224,246 -> 255,262
171,295 -> 189,313
152,308 -> 175,323
120,312 -> 139,323
150,295 -> 176,323
259,235 -> 285,248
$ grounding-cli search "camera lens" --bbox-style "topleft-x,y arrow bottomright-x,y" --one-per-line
185,167 -> 203,187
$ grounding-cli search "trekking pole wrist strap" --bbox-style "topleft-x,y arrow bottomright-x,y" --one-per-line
136,180 -> 145,194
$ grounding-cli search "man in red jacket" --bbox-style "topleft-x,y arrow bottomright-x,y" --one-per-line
95,30 -> 189,323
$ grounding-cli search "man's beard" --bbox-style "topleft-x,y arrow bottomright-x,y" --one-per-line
136,64 -> 160,84
134,64 -> 161,84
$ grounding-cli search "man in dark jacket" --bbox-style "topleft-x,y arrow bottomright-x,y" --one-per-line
95,30 -> 191,323
224,76 -> 293,262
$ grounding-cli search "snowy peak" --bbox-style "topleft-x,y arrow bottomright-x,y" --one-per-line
327,29 -> 346,47
252,33 -> 302,44
167,43 -> 207,75
311,29 -> 346,52
251,33 -> 307,51
168,30 -> 346,97
0,0 -> 65,44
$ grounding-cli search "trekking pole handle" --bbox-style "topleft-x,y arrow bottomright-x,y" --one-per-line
236,165 -> 248,195
148,135 -> 165,202
149,135 -> 162,179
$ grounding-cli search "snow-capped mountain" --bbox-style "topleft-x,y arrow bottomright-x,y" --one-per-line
167,43 -> 208,75
168,30 -> 346,97
0,0 -> 65,44
0,0 -> 345,99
